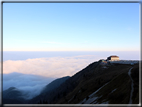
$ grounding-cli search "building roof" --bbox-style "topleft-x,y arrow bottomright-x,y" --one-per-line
109,55 -> 119,58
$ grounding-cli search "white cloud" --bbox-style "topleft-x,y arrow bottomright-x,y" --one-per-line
3,55 -> 100,78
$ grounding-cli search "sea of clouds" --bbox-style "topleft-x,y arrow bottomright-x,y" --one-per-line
3,55 -> 100,77
3,54 -> 101,99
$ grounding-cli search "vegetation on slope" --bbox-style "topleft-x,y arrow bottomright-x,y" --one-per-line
56,63 -> 134,104
131,64 -> 139,104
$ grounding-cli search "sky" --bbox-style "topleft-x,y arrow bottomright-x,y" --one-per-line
3,3 -> 140,51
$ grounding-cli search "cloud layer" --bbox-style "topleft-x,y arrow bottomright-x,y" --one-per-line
3,55 -> 99,78
3,55 -> 100,99
3,72 -> 55,99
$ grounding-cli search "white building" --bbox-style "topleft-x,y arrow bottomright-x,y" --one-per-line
107,55 -> 119,61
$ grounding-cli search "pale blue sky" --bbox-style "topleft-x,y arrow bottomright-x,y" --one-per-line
3,3 -> 140,51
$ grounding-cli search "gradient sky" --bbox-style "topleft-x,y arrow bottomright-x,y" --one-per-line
3,3 -> 140,51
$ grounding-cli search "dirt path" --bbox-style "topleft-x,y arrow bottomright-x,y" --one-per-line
128,67 -> 134,104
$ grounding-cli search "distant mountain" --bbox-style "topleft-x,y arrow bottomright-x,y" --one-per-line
3,87 -> 27,104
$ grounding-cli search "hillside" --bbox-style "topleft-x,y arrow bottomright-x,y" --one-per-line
41,76 -> 70,94
30,60 -> 139,104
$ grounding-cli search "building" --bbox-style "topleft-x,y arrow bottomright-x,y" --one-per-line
107,55 -> 119,61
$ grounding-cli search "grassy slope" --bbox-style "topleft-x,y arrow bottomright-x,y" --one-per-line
29,62 -> 139,104
131,64 -> 139,104
57,63 -> 133,104
95,69 -> 131,104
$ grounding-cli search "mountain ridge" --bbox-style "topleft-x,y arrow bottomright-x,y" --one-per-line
34,60 -> 139,104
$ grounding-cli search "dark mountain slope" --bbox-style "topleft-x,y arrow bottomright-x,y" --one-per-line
131,64 -> 139,104
87,63 -> 139,104
56,62 -> 134,104
30,60 -> 138,104
41,76 -> 70,94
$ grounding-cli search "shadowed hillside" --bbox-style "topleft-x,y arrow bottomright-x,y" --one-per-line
29,60 -> 139,104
